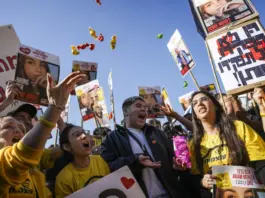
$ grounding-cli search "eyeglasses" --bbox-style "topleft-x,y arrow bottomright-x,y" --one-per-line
191,96 -> 210,107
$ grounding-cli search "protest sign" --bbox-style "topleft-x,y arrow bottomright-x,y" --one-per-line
61,96 -> 71,123
66,166 -> 146,198
207,20 -> 265,95
76,80 -> 109,127
15,44 -> 60,106
72,60 -> 97,94
167,29 -> 195,76
191,0 -> 258,38
0,25 -> 27,116
139,86 -> 164,118
161,87 -> 172,109
200,83 -> 217,95
178,91 -> 194,111
212,165 -> 265,198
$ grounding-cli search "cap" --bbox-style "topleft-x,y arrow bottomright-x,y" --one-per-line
7,104 -> 37,118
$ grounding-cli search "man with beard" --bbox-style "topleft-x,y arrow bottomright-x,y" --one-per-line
101,96 -> 189,198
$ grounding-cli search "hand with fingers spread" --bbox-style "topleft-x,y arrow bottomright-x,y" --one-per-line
5,81 -> 21,101
201,174 -> 216,189
160,104 -> 176,118
138,155 -> 161,169
46,71 -> 86,110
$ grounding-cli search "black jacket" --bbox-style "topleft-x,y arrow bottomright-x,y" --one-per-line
100,124 -> 190,198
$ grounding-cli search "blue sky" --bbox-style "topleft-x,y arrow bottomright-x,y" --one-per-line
0,0 -> 264,146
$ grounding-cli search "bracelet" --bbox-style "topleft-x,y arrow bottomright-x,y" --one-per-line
49,104 -> 65,111
260,113 -> 265,117
39,116 -> 56,128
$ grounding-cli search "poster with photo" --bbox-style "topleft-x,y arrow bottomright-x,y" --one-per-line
178,91 -> 195,111
0,25 -> 27,116
207,20 -> 265,95
66,166 -> 145,198
191,0 -> 258,37
15,44 -> 60,106
167,29 -> 195,76
71,60 -> 97,95
212,165 -> 265,198
200,83 -> 217,95
76,80 -> 109,127
139,86 -> 164,118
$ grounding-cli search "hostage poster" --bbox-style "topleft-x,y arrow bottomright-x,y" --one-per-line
191,0 -> 258,37
212,165 -> 265,198
207,20 -> 265,95
72,60 -> 97,94
200,83 -> 217,95
138,86 -> 164,118
167,29 -> 195,76
15,44 -> 60,106
178,91 -> 194,112
76,80 -> 109,127
0,25 -> 26,116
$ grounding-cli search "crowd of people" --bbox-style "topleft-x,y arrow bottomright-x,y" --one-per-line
1,71 -> 265,198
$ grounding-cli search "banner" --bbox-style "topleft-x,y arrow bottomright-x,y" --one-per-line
15,44 -> 60,106
207,20 -> 265,95
167,29 -> 195,76
200,83 -> 217,95
191,0 -> 258,37
76,80 -> 109,127
178,91 -> 194,112
213,165 -> 265,198
138,86 -> 164,118
0,25 -> 26,116
72,60 -> 97,91
108,71 -> 116,123
66,166 -> 145,198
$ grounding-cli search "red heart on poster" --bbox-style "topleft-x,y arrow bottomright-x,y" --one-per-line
19,47 -> 30,55
120,177 -> 135,189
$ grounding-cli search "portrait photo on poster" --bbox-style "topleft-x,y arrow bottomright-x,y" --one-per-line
139,86 -> 164,118
192,0 -> 258,35
76,80 -> 109,127
15,44 -> 60,106
167,29 -> 195,76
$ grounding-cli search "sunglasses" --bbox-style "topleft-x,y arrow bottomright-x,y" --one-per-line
191,96 -> 210,107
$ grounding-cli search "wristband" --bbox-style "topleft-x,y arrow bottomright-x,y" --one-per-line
39,116 -> 56,128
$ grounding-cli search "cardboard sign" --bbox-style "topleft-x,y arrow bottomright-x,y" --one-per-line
167,29 -> 195,76
178,91 -> 194,111
138,86 -> 164,118
191,0 -> 258,38
76,80 -> 109,127
72,60 -> 97,89
15,44 -> 60,106
207,20 -> 265,95
213,165 -> 265,198
0,25 -> 27,116
200,83 -> 217,95
66,166 -> 146,198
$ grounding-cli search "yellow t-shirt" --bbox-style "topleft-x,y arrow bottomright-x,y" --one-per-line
55,155 -> 110,198
190,120 -> 265,175
38,148 -> 57,171
0,141 -> 52,198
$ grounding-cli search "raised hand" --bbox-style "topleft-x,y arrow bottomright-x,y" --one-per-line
160,104 -> 176,117
253,88 -> 265,108
138,155 -> 161,169
46,71 -> 86,110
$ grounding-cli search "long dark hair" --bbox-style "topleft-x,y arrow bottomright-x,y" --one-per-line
59,124 -> 76,163
191,91 -> 249,175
